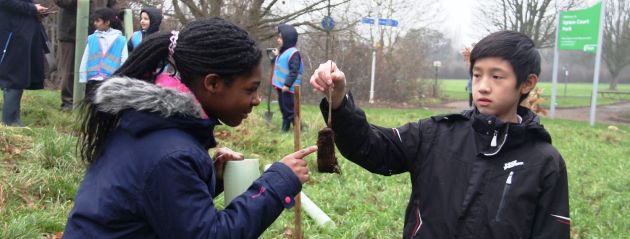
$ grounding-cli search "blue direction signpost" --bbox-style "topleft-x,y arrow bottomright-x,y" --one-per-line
361,17 -> 398,27
378,18 -> 398,27
362,16 -> 398,103
321,16 -> 335,31
361,17 -> 375,25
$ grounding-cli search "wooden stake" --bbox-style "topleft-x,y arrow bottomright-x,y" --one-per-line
293,86 -> 303,239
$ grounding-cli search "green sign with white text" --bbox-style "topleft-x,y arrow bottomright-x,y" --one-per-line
558,2 -> 601,53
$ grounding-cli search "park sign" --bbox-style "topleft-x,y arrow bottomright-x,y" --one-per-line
558,2 -> 602,53
550,1 -> 606,126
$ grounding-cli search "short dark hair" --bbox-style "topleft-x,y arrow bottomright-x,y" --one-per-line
469,30 -> 541,103
92,8 -> 123,30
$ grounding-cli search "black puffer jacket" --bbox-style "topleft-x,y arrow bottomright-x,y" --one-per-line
320,93 -> 570,239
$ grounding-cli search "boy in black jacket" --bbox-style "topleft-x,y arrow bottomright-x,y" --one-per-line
309,31 -> 569,238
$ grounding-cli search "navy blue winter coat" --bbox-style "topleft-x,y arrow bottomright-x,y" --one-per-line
0,0 -> 47,90
63,76 -> 301,238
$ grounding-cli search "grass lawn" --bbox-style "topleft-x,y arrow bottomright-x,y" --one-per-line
440,79 -> 630,108
1,89 -> 629,238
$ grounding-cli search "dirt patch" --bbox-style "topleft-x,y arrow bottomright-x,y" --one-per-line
0,127 -> 33,162
554,101 -> 630,125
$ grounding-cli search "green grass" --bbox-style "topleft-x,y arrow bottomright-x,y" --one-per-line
1,90 -> 629,238
440,79 -> 630,108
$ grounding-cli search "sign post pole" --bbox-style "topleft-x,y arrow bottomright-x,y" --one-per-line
589,1 -> 605,126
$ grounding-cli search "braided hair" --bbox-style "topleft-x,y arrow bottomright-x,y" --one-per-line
78,17 -> 263,163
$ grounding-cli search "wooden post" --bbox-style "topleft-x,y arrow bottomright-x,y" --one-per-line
72,0 -> 89,108
293,86 -> 303,239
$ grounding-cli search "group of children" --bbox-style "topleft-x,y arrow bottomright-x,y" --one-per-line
62,9 -> 570,239
79,7 -> 162,97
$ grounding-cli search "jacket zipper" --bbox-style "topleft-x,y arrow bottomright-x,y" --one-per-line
495,171 -> 513,222
490,130 -> 498,147
483,125 -> 509,157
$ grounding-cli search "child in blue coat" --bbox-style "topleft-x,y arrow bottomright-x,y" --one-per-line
64,17 -> 315,238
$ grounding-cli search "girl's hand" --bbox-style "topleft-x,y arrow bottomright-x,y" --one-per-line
309,60 -> 346,109
280,146 -> 318,184
213,147 -> 244,180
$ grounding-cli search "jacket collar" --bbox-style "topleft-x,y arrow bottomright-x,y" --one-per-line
434,106 -> 552,157
94,28 -> 122,37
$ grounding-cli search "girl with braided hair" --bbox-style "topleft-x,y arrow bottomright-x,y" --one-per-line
63,17 -> 316,238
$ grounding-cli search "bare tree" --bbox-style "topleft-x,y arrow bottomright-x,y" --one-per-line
392,28 -> 452,101
603,0 -> 630,90
167,0 -> 353,41
479,0 -> 581,48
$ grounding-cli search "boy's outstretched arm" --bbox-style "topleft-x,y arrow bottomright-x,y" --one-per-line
530,153 -> 571,239
311,61 -> 422,175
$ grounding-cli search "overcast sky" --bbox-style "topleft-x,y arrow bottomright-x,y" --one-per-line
437,0 -> 601,48
281,0 -> 603,49
439,0 -> 479,48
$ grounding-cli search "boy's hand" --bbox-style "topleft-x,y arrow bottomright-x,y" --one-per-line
272,48 -> 279,56
280,146 -> 317,184
281,86 -> 290,92
35,4 -> 48,13
309,60 -> 346,109
213,147 -> 244,180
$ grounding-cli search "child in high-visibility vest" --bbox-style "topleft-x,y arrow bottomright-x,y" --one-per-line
271,24 -> 303,132
127,7 -> 163,53
79,7 -> 127,98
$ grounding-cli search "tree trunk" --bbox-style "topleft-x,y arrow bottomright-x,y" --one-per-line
609,75 -> 619,90
209,0 -> 222,17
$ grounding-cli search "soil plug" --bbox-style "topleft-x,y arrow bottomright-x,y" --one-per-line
316,64 -> 340,174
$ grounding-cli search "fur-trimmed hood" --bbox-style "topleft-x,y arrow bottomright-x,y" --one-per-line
94,76 -> 217,148
95,76 -> 205,118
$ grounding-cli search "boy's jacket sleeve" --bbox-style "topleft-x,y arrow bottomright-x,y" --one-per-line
530,154 -> 571,239
319,92 -> 422,175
